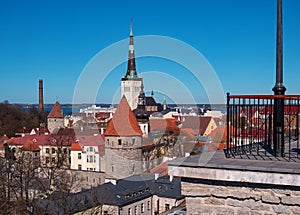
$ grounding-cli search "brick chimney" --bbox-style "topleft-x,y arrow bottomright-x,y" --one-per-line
39,79 -> 44,113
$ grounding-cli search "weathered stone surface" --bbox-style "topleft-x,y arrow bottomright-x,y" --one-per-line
262,195 -> 280,204
281,196 -> 300,206
236,208 -> 263,215
225,198 -> 254,208
291,206 -> 300,214
203,197 -> 225,205
182,185 -> 211,197
181,182 -> 213,197
272,204 -> 292,214
230,190 -> 252,200
272,189 -> 291,196
292,190 -> 300,196
182,176 -> 300,215
211,188 -> 230,198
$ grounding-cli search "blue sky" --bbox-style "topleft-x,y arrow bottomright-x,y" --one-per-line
0,0 -> 300,104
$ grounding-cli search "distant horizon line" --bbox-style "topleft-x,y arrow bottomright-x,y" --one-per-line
12,103 -> 226,107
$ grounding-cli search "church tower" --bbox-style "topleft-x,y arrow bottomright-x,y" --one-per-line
133,83 -> 150,135
121,21 -> 143,110
104,96 -> 143,179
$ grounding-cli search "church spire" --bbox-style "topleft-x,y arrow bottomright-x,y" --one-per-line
125,20 -> 138,79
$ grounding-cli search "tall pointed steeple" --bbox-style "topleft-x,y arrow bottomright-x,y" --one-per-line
124,20 -> 138,79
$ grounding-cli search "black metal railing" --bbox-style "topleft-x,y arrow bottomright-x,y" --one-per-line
226,93 -> 300,161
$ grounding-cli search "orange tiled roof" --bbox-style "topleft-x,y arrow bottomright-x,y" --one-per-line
181,116 -> 213,135
150,162 -> 168,175
48,101 -> 63,118
210,125 -> 237,143
70,142 -> 82,151
22,140 -> 41,151
150,118 -> 180,136
0,135 -> 9,143
104,97 -> 142,136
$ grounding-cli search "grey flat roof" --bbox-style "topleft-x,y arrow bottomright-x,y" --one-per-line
168,150 -> 300,174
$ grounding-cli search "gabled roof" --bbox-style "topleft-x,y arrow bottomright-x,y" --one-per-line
181,116 -> 213,135
150,118 -> 180,136
22,140 -> 41,151
30,127 -> 50,135
33,174 -> 183,214
70,142 -> 82,151
7,134 -> 74,147
48,101 -> 63,118
105,97 -> 142,136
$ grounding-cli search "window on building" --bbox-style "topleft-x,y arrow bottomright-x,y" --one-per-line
78,164 -> 82,170
134,205 -> 137,215
124,87 -> 130,92
46,157 -> 50,163
141,203 -> 144,213
148,201 -> 150,211
78,153 -> 81,159
103,211 -> 108,215
112,165 -> 114,172
51,157 -> 55,163
89,146 -> 94,152
52,148 -> 55,154
132,138 -> 135,145
34,152 -> 38,157
45,148 -> 49,153
165,204 -> 170,211
118,139 -> 122,145
63,148 -> 68,154
128,208 -> 132,215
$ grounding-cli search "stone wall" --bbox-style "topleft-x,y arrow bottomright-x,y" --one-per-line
182,178 -> 300,215
105,135 -> 143,179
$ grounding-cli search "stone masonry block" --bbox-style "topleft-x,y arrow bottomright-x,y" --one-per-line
203,197 -> 225,205
281,196 -> 300,206
272,204 -> 292,214
262,195 -> 280,204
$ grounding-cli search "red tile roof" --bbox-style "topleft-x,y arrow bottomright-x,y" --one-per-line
70,142 -> 82,151
76,135 -> 105,146
7,134 -> 74,147
181,116 -> 213,135
210,125 -> 238,143
180,128 -> 197,140
150,162 -> 168,175
150,118 -> 180,136
104,97 -> 142,136
0,135 -> 9,143
48,101 -> 63,118
22,140 -> 41,151
30,127 -> 50,135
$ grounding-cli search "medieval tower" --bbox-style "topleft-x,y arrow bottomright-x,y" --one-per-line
47,101 -> 64,134
104,96 -> 143,179
121,21 -> 143,110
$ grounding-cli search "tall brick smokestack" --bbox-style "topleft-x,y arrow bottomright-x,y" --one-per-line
39,79 -> 44,113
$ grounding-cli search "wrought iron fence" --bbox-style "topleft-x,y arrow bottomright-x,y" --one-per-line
226,93 -> 300,161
